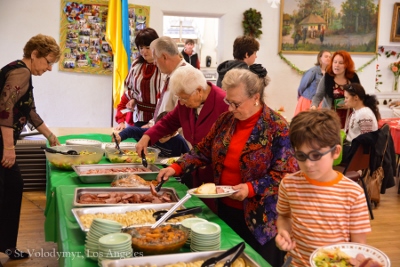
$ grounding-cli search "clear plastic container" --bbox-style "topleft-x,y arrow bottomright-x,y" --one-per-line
105,146 -> 160,164
44,145 -> 104,170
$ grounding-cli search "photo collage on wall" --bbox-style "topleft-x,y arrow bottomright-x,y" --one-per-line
59,0 -> 150,75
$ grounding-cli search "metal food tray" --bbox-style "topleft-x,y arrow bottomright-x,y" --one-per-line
72,203 -> 186,232
72,163 -> 161,183
73,187 -> 180,207
101,250 -> 260,267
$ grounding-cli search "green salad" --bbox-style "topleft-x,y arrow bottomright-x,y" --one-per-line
314,248 -> 352,267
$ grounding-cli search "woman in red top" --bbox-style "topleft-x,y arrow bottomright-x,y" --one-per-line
114,28 -> 163,130
156,65 -> 298,267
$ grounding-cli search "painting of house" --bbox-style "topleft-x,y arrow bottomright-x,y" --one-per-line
279,0 -> 380,54
299,14 -> 326,38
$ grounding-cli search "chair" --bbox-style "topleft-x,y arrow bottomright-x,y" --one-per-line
333,143 -> 374,220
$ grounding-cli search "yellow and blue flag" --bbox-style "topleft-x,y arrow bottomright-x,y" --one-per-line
106,0 -> 131,108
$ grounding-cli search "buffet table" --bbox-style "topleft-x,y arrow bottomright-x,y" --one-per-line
44,134 -> 271,267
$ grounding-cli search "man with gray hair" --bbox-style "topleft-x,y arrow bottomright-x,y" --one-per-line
147,36 -> 189,127
136,65 -> 228,212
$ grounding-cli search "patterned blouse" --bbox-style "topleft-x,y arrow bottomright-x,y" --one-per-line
345,107 -> 378,143
174,104 -> 299,245
0,60 -> 43,143
124,59 -> 163,122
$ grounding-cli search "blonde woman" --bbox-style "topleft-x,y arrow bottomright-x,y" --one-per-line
294,50 -> 331,116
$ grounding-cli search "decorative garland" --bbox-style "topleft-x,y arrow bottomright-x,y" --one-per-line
278,52 -> 378,75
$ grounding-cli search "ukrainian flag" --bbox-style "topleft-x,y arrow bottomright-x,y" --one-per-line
106,0 -> 131,108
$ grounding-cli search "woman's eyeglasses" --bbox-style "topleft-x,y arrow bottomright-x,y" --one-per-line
175,90 -> 196,102
223,98 -> 242,109
44,57 -> 55,66
294,145 -> 337,162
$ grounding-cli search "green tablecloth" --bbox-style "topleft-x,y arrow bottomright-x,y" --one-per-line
44,133 -> 271,266
44,134 -> 113,242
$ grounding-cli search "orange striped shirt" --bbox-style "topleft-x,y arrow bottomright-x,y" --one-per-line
277,171 -> 371,266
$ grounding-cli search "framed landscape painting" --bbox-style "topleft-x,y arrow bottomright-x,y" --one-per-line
279,0 -> 380,54
390,2 -> 400,42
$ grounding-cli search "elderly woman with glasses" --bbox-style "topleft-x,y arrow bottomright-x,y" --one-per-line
155,65 -> 299,267
135,65 -> 228,210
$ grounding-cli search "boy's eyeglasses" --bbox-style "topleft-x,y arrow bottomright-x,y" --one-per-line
294,145 -> 337,162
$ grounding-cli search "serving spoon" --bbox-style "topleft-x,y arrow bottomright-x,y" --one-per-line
41,146 -> 79,155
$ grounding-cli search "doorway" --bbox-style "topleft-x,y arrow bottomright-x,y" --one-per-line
163,16 -> 219,69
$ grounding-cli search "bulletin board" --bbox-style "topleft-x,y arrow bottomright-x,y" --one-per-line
59,0 -> 150,75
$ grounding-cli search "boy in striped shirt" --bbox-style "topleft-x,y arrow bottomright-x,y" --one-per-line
276,109 -> 371,266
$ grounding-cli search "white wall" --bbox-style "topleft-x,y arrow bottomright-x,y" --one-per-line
0,0 -> 398,127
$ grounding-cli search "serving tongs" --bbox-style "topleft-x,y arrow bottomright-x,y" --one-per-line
112,133 -> 124,155
151,193 -> 192,229
141,150 -> 148,168
154,178 -> 166,192
201,242 -> 245,267
41,146 -> 79,155
152,206 -> 202,221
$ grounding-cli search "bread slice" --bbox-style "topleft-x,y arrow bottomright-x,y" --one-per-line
195,183 -> 216,194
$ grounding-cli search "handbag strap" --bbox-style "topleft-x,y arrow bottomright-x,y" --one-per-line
379,127 -> 390,167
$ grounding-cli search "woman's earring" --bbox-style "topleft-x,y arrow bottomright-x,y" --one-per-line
255,101 -> 259,106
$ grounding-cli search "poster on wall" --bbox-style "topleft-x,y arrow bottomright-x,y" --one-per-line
59,0 -> 150,75
279,0 -> 380,54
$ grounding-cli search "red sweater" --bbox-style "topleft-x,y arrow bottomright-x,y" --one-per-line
220,108 -> 262,209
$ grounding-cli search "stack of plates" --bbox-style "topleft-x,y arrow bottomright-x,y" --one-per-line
98,233 -> 133,266
85,218 -> 122,261
181,218 -> 207,246
190,221 -> 221,252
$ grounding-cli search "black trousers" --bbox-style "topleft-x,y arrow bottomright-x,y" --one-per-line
0,163 -> 23,252
218,202 -> 286,267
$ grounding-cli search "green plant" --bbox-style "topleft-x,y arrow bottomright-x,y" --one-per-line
242,8 -> 262,39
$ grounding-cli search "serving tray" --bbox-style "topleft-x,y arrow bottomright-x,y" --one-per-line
72,203 -> 187,232
72,163 -> 160,183
101,250 -> 260,267
73,187 -> 180,207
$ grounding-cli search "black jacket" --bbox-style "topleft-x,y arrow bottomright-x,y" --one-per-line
349,124 -> 396,194
216,60 -> 248,87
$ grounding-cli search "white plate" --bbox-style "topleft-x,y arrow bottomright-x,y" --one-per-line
160,157 -> 180,165
310,242 -> 391,267
188,186 -> 238,198
66,139 -> 102,147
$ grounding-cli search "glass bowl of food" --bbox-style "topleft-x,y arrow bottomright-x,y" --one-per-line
105,146 -> 160,164
130,224 -> 189,255
44,145 -> 104,170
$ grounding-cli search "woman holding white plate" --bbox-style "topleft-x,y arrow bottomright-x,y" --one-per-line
156,66 -> 299,267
